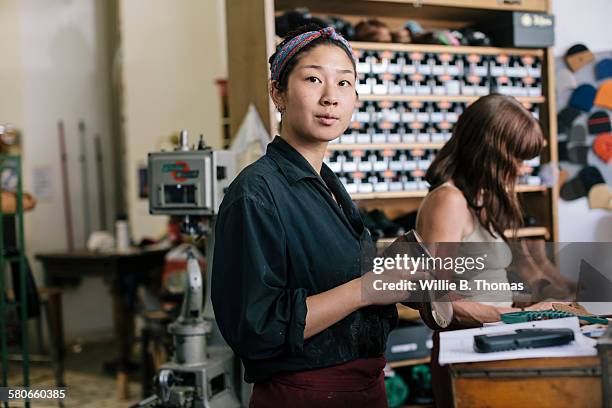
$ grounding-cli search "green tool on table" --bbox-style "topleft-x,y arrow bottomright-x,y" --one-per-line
501,310 -> 609,325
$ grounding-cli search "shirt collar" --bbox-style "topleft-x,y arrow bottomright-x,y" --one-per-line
267,136 -> 321,184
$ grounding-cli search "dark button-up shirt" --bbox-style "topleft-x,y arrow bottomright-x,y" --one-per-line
212,136 -> 397,383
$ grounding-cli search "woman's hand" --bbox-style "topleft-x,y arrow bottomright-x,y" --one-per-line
524,301 -> 572,311
22,193 -> 37,211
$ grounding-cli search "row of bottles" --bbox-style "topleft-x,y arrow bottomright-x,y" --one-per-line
355,50 -> 542,79
326,149 -> 438,174
324,149 -> 543,192
356,73 -> 542,97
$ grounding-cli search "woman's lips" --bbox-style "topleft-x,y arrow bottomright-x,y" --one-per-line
315,114 -> 339,126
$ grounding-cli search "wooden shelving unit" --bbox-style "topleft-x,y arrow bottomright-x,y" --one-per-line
226,0 -> 558,242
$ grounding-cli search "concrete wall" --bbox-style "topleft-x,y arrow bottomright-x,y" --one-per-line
1,0 -> 116,342
1,0 -> 229,342
552,0 -> 612,242
119,0 -> 228,240
552,0 -> 612,57
0,0 -> 24,127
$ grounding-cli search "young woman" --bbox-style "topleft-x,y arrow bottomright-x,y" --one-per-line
416,94 -> 568,407
416,93 -> 566,323
211,25 -> 411,407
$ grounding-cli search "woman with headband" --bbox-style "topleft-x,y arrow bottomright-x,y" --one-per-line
211,25 -> 413,407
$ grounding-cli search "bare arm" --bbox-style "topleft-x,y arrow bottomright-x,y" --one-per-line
304,277 -> 367,339
1,190 -> 37,213
416,187 -> 519,325
303,250 -> 422,339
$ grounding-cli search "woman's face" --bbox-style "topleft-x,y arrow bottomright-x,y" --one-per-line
274,44 -> 357,143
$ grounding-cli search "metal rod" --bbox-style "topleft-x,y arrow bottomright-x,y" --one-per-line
16,156 -> 30,408
58,121 -> 74,251
79,121 -> 91,241
0,157 -> 9,408
94,135 -> 107,230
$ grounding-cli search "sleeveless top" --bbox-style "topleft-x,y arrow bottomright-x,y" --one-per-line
417,182 -> 513,307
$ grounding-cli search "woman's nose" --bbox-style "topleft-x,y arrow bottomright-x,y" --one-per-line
321,95 -> 339,106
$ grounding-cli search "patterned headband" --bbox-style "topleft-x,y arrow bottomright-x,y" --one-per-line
270,26 -> 356,82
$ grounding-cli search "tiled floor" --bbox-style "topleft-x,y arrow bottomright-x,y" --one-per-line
6,341 -> 142,407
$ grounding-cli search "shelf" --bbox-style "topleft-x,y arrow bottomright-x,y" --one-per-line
389,356 -> 431,369
228,0 -> 557,241
328,142 -> 445,151
371,0 -> 549,13
378,227 -> 549,246
276,0 -> 549,25
358,94 -> 545,104
351,41 -> 545,57
352,185 -> 545,200
352,191 -> 428,200
516,184 -> 547,193
505,226 -> 549,239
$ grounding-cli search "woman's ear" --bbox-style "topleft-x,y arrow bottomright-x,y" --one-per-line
269,80 -> 286,112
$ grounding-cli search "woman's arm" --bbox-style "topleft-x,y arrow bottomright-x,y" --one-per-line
416,187 -> 520,326
1,190 -> 37,213
304,277 -> 366,339
304,267 -> 425,338
452,301 -> 518,326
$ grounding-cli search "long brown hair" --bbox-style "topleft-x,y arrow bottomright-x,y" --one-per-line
426,94 -> 545,239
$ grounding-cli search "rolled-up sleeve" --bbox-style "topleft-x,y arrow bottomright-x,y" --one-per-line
212,194 -> 308,360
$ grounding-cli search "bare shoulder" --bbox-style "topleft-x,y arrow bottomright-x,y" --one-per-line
417,185 -> 473,241
425,185 -> 468,209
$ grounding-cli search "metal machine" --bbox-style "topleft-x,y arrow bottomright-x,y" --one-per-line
135,130 -> 241,408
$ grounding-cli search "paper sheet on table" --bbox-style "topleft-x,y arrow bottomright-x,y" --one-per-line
439,317 -> 597,365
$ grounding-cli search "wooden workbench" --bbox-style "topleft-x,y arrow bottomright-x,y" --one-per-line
450,356 -> 602,407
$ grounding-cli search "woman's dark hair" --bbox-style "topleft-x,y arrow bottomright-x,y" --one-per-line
268,23 -> 357,92
425,93 -> 545,239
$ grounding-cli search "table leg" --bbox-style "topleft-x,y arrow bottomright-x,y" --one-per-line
112,291 -> 133,400
45,290 -> 65,386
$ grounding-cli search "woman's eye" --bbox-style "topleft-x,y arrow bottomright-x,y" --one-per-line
307,76 -> 321,83
339,80 -> 352,87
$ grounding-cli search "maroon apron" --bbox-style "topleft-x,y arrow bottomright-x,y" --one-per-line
249,356 -> 388,408
431,331 -> 455,408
